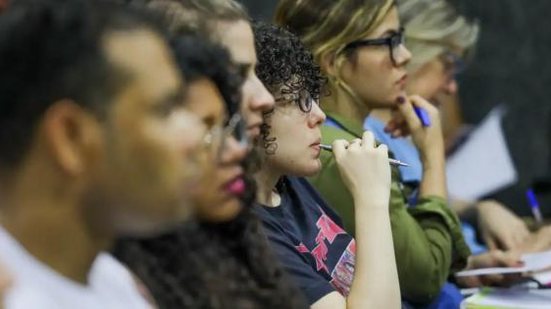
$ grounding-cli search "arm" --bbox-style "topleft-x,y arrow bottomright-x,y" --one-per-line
312,144 -> 468,303
314,132 -> 400,309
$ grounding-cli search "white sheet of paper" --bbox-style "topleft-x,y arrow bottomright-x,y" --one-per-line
456,250 -> 551,277
534,270 -> 551,285
446,105 -> 518,201
462,288 -> 551,309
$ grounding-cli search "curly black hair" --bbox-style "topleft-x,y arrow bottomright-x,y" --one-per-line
253,22 -> 326,110
0,0 -> 162,169
253,22 -> 326,156
113,34 -> 307,309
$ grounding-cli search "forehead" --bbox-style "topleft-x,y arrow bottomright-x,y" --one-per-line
186,78 -> 225,117
366,6 -> 400,38
215,20 -> 256,65
103,29 -> 182,99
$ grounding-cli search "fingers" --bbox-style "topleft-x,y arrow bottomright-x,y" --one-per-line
361,131 -> 376,149
332,139 -> 349,162
395,96 -> 422,131
483,233 -> 498,251
492,250 -> 523,267
377,143 -> 388,155
408,95 -> 436,111
498,236 -> 517,251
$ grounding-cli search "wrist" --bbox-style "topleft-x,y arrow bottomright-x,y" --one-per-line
421,149 -> 445,171
353,193 -> 389,210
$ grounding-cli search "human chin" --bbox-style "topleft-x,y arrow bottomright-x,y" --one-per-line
197,198 -> 243,223
299,158 -> 322,177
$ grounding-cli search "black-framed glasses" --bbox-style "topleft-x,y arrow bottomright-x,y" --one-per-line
343,27 -> 406,65
275,89 -> 316,113
202,113 -> 248,162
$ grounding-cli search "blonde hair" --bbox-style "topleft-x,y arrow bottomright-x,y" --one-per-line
275,0 -> 395,105
398,0 -> 480,73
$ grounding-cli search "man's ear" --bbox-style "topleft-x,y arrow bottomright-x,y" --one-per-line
41,100 -> 103,177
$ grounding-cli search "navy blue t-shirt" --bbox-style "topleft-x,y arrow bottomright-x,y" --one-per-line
254,176 -> 356,305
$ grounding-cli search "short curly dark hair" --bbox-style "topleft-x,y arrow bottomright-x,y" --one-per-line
253,22 -> 325,111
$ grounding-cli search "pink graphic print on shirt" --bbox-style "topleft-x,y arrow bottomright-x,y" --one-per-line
294,210 -> 356,296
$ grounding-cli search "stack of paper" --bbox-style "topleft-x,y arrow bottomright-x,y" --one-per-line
456,250 -> 551,277
462,288 -> 551,309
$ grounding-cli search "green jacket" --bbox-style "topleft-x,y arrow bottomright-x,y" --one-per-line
309,112 -> 470,304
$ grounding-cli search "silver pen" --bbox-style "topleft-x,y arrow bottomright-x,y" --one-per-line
320,144 -> 409,167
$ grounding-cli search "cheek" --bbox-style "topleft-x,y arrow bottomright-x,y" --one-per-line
343,54 -> 393,100
240,79 -> 255,114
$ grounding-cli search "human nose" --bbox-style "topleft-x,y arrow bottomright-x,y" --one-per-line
218,135 -> 248,166
308,102 -> 326,128
248,74 -> 275,113
393,44 -> 412,67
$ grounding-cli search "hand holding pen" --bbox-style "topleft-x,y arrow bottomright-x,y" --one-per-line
331,131 -> 392,204
320,144 -> 408,167
385,95 -> 445,158
526,188 -> 544,226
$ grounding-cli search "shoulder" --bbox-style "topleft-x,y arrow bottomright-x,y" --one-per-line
5,284 -> 60,309
90,253 -> 151,307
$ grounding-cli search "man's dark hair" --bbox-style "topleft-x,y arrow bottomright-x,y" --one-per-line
122,0 -> 249,40
0,0 -> 163,169
171,35 -> 242,116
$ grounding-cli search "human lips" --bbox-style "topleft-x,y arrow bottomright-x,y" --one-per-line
247,122 -> 262,138
223,175 -> 246,196
310,138 -> 322,153
396,74 -> 408,86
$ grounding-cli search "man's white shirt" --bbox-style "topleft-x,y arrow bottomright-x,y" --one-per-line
0,226 -> 152,309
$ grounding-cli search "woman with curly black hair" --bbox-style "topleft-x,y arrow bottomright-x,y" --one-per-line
252,22 -> 401,309
113,34 -> 307,309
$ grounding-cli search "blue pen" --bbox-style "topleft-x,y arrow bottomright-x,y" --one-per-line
414,106 -> 431,127
526,188 -> 543,225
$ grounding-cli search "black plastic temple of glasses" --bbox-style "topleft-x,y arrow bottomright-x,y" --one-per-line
343,28 -> 404,52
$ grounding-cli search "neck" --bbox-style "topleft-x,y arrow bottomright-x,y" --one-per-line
254,165 -> 283,208
0,170 -> 111,284
370,108 -> 394,123
322,83 -> 372,124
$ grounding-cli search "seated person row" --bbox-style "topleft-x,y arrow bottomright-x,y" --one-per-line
253,14 -> 522,309
275,0 -> 468,305
114,1 -> 307,305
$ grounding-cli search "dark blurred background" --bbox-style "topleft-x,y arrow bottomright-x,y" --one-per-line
239,0 -> 551,217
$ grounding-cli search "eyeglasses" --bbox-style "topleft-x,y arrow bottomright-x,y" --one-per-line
275,89 -> 316,113
202,113 -> 248,162
440,51 -> 466,78
343,27 -> 406,65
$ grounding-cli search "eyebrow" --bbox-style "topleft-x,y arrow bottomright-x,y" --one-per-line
159,87 -> 187,107
235,62 -> 253,77
378,28 -> 401,38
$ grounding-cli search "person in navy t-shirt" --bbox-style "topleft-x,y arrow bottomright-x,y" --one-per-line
252,22 -> 401,309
